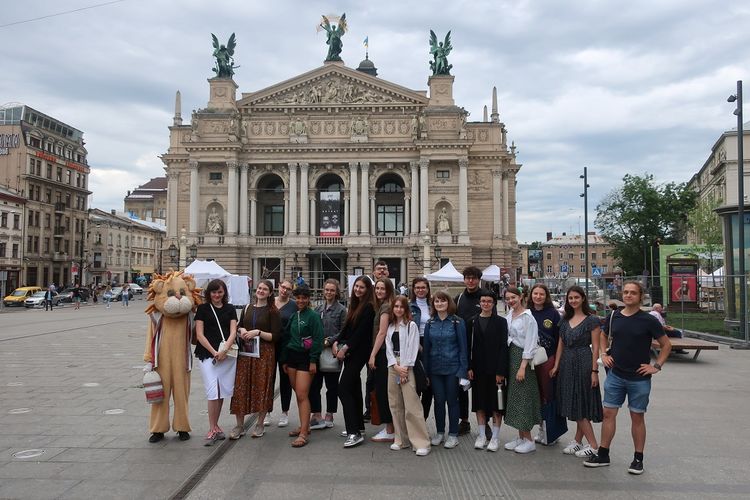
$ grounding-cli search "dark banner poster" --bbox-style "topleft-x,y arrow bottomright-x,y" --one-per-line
319,192 -> 341,236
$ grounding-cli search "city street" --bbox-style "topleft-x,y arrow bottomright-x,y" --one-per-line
1,302 -> 749,499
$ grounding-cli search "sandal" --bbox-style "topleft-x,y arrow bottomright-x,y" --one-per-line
251,426 -> 265,438
203,431 -> 219,447
288,427 -> 309,437
291,435 -> 309,448
229,425 -> 245,440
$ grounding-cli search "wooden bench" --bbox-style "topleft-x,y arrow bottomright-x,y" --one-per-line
651,337 -> 719,360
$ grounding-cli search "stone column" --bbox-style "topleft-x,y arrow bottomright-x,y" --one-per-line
249,191 -> 257,237
299,162 -> 309,235
458,157 -> 469,235
360,161 -> 370,235
227,161 -> 238,234
502,173 -> 509,236
284,195 -> 289,236
239,163 -> 249,235
410,161 -> 419,235
419,158 -> 429,233
343,194 -> 350,236
492,169 -> 502,238
404,194 -> 411,236
349,162 -> 358,234
309,193 -> 317,237
189,160 -> 199,234
288,163 -> 298,235
166,170 -> 179,239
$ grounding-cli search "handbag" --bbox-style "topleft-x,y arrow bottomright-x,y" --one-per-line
412,354 -> 428,393
318,347 -> 342,372
531,345 -> 548,368
143,370 -> 164,404
212,304 -> 238,358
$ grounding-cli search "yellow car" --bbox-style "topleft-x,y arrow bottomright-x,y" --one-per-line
3,286 -> 43,307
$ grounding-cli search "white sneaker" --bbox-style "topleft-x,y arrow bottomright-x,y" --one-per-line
430,433 -> 444,446
474,434 -> 487,449
263,414 -> 271,427
534,423 -> 547,444
390,443 -> 407,451
504,437 -> 524,450
371,428 -> 395,442
562,440 -> 583,455
340,429 -> 349,437
514,438 -> 536,454
444,435 -> 459,449
277,414 -> 289,428
575,445 -> 597,458
487,437 -> 500,452
415,447 -> 431,456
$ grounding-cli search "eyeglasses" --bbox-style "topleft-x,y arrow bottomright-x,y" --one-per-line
280,286 -> 292,291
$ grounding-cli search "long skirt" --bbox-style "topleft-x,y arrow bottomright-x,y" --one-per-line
230,347 -> 275,415
504,344 -> 541,432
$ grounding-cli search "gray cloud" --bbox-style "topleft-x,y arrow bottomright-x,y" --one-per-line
1,0 -> 748,244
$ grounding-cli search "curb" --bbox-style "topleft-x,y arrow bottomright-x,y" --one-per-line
684,329 -> 745,346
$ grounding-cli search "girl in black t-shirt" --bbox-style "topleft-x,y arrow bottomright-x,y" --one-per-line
195,279 -> 237,445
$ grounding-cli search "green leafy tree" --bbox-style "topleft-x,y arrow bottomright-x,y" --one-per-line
595,174 -> 697,275
687,197 -> 724,283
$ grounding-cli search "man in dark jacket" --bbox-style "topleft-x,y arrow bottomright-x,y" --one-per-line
454,266 -> 484,435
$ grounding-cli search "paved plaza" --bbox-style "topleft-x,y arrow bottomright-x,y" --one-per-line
0,301 -> 748,499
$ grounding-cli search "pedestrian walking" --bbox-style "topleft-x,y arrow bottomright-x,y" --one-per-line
72,283 -> 81,310
103,285 -> 113,309
584,281 -> 672,475
44,285 -> 55,311
122,284 -> 130,307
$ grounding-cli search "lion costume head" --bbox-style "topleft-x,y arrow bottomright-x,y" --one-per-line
145,271 -> 203,317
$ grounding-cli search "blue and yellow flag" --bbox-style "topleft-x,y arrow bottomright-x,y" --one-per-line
363,36 -> 369,48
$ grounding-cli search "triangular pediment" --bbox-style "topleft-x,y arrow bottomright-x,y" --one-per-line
238,64 -> 428,108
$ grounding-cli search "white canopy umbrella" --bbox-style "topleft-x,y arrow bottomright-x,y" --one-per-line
183,259 -> 230,280
481,264 -> 501,282
426,261 -> 465,282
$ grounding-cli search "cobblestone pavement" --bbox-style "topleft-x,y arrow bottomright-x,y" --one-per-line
1,301 -> 748,499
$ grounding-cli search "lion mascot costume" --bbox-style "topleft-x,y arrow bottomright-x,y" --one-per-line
143,271 -> 202,443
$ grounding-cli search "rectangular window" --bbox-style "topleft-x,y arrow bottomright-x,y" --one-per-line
559,252 -> 563,259
0,212 -> 7,227
46,163 -> 52,178
46,189 -> 52,203
602,252 -> 607,259
44,238 -> 50,253
436,170 -> 450,179
12,244 -> 18,258
0,242 -> 5,257
209,172 -> 222,181
56,167 -> 62,182
591,252 -> 597,260
568,253 -> 574,260
34,212 -> 40,227
580,252 -> 585,260
263,205 -> 284,235
45,214 -> 51,228
580,265 -> 586,273
546,253 -> 552,260
376,205 -> 404,236
546,265 -> 552,273
13,214 -> 20,229
602,265 -> 608,273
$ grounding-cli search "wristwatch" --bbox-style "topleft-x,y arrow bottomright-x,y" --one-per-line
653,362 -> 662,371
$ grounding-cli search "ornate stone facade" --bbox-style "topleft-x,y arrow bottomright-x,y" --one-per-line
162,60 -> 521,287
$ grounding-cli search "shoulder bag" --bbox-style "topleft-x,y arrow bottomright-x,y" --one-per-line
212,304 -> 238,358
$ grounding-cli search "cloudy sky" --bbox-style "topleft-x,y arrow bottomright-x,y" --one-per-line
2,0 -> 748,243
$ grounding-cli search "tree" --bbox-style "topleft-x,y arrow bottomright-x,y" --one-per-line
595,174 -> 697,275
687,197 -> 724,283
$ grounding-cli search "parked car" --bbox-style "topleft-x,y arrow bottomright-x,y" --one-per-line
126,283 -> 144,295
25,291 -> 62,308
4,286 -> 43,307
59,286 -> 90,303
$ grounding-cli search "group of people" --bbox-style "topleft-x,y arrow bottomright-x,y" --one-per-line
148,262 -> 672,474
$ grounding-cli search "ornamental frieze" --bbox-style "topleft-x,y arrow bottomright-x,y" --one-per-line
266,77 -> 401,106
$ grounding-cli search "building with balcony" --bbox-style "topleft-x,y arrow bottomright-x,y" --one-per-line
87,209 -> 165,285
162,48 -> 521,287
541,232 -> 618,279
124,176 -> 167,224
0,104 -> 91,287
0,186 -> 25,290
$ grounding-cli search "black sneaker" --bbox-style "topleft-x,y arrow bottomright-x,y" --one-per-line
628,459 -> 644,475
583,453 -> 611,468
363,412 -> 371,422
458,420 -> 471,436
148,432 -> 164,443
178,431 -> 190,441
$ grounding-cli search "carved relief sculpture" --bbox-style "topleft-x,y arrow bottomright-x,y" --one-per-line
206,207 -> 223,234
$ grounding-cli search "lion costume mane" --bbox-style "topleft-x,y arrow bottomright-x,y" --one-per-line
143,271 -> 202,434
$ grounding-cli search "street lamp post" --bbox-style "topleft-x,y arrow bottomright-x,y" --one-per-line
580,167 -> 590,298
728,80 -> 747,345
411,234 -> 442,278
168,243 -> 178,270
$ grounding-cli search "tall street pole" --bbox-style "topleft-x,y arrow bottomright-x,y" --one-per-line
580,167 -> 590,298
729,80 -> 747,345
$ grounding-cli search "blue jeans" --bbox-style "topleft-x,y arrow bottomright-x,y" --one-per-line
430,373 -> 459,436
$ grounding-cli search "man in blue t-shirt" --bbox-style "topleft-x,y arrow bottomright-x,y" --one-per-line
584,281 -> 671,475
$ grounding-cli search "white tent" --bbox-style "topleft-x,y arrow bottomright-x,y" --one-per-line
184,259 -> 230,280
426,261 -> 465,282
481,264 -> 501,282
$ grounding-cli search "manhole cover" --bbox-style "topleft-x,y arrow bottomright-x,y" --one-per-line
13,449 -> 45,459
82,382 -> 100,387
103,409 -> 126,415
8,408 -> 31,414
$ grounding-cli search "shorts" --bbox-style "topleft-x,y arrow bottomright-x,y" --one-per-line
74,297 -> 81,302
602,370 -> 651,413
285,349 -> 311,371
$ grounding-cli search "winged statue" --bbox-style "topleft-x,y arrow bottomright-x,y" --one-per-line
429,30 -> 453,76
319,13 -> 347,61
211,33 -> 238,78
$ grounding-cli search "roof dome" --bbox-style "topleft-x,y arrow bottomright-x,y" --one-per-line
356,55 -> 378,76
